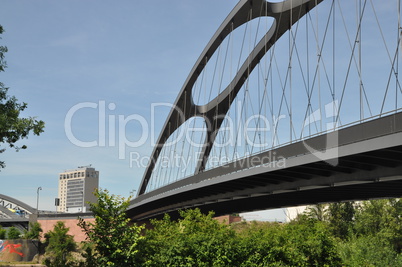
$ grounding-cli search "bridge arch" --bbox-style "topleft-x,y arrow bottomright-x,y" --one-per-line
139,0 -> 324,195
0,194 -> 35,221
130,0 -> 402,221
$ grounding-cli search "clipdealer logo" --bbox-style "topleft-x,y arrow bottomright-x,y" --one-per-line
64,100 -> 339,168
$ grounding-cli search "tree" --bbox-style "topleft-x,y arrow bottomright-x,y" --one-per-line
43,221 -> 76,267
142,209 -> 238,266
0,226 -> 6,239
354,199 -> 402,251
234,219 -> 342,266
0,25 -> 45,168
327,202 -> 355,239
24,222 -> 43,239
338,234 -> 402,266
306,204 -> 327,222
354,199 -> 392,236
78,189 -> 144,266
7,226 -> 21,239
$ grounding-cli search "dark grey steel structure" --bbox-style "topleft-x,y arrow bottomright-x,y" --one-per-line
129,113 -> 402,220
138,0 -> 323,195
128,0 -> 402,221
0,194 -> 35,230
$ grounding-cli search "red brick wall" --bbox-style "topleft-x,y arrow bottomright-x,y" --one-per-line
38,217 -> 95,243
214,215 -> 242,225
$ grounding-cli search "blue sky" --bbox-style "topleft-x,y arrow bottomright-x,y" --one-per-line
0,0 -> 286,221
2,0 -> 399,222
0,1 -> 228,206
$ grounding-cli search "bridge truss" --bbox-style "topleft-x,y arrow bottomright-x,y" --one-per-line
129,0 -> 402,220
0,194 -> 35,230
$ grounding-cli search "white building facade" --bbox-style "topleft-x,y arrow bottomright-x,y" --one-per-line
57,166 -> 99,213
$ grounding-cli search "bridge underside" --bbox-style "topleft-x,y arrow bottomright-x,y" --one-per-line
130,148 -> 402,221
128,113 -> 402,221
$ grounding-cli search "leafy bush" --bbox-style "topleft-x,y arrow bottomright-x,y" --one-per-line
67,191 -> 401,266
0,226 -> 6,239
7,226 -> 21,239
338,234 -> 402,266
43,221 -> 76,267
142,209 -> 238,267
24,222 -> 42,239
78,189 -> 143,267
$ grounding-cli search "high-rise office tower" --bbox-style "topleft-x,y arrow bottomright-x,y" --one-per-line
57,166 -> 99,213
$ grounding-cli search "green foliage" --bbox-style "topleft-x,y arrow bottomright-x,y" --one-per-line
327,202 -> 355,239
338,234 -> 402,266
43,221 -> 76,267
285,221 -> 342,267
24,222 -> 43,239
142,209 -> 237,267
77,243 -> 97,267
0,226 -> 6,239
141,209 -> 342,266
0,25 -> 45,169
235,221 -> 303,266
234,220 -> 342,266
354,199 -> 402,252
354,200 -> 398,235
7,226 -> 21,239
303,202 -> 355,239
64,190 -> 400,266
78,188 -> 143,267
306,203 -> 327,222
298,199 -> 402,266
0,25 -> 7,72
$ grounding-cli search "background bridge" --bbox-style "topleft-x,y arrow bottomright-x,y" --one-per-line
128,0 -> 402,221
0,194 -> 35,231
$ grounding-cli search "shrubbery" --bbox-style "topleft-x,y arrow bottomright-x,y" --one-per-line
7,226 -> 21,239
35,191 -> 402,266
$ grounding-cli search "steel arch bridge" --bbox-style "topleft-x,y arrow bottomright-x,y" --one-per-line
0,194 -> 35,230
128,0 -> 402,221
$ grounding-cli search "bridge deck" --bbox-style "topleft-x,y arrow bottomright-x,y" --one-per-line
128,112 -> 402,221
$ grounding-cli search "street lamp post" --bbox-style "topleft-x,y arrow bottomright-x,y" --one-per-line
36,187 -> 42,216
